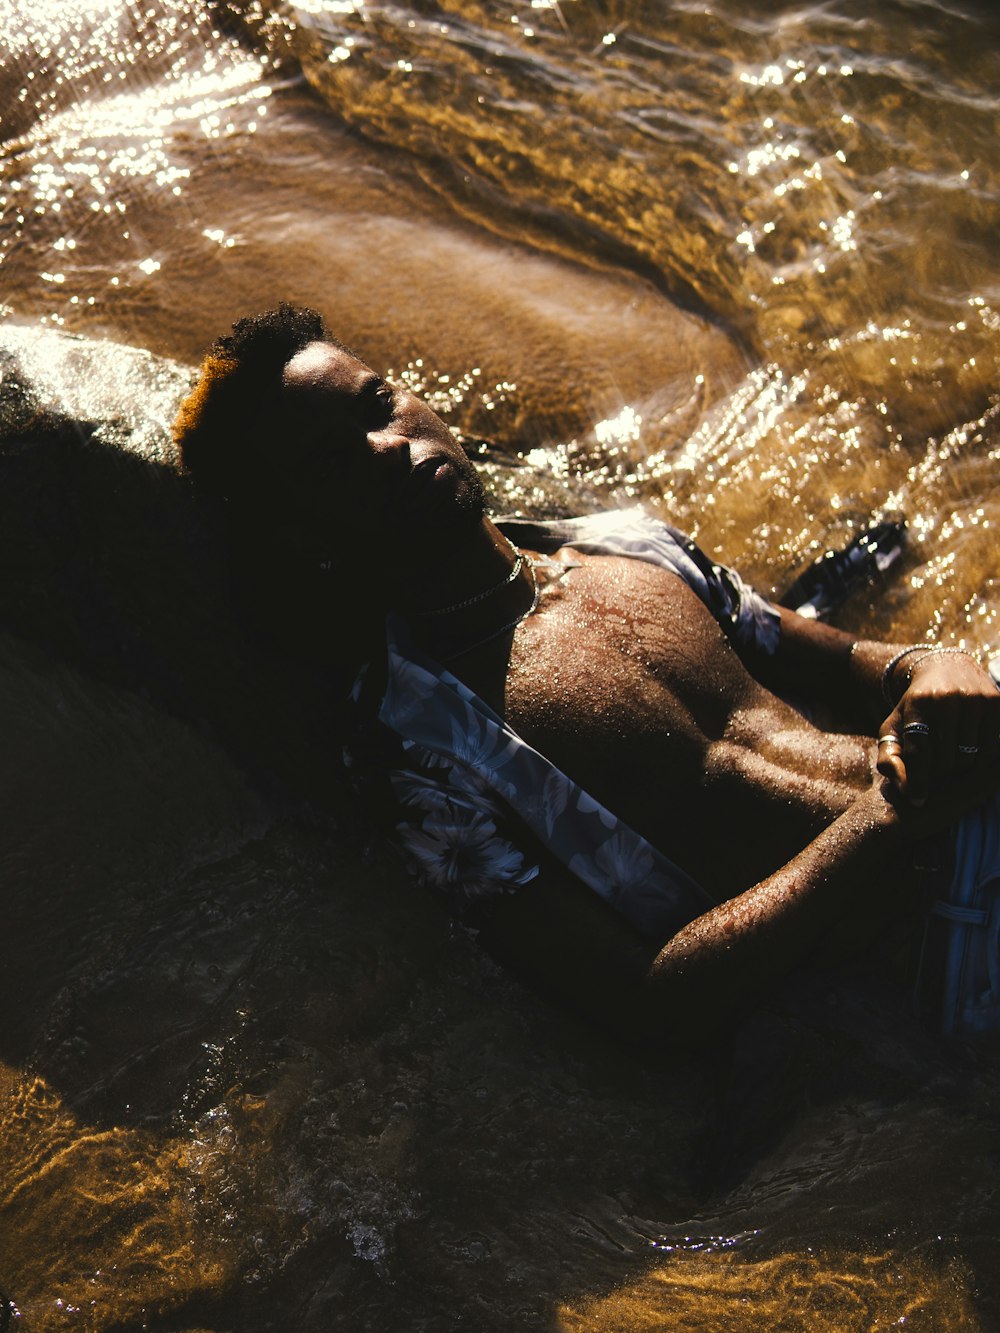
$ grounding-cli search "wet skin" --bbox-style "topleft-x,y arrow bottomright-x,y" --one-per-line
503,551 -> 874,899
280,342 -> 874,893
279,340 -> 1000,1038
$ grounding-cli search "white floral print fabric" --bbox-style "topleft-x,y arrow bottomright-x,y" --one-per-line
376,624 -> 711,937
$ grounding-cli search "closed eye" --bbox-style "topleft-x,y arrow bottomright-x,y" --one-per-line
358,377 -> 395,427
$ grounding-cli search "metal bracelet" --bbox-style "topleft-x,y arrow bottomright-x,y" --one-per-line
882,643 -> 981,707
881,645 -> 930,707
902,645 -> 980,687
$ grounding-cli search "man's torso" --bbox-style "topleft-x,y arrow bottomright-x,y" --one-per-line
471,551 -> 876,898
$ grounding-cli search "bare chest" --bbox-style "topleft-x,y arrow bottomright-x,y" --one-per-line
490,554 -> 868,891
504,556 -> 754,791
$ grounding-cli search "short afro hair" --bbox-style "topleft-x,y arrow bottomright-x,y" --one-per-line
173,303 -> 330,506
174,306 -> 388,668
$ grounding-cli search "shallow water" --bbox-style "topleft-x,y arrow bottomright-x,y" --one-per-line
2,0 -> 1000,1328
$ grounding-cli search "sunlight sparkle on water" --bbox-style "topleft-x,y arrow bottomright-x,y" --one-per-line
826,211 -> 857,251
8,63 -> 269,232
1,0 -> 272,258
740,64 -> 786,88
737,141 -> 801,179
2,0 -> 122,60
594,406 -> 642,448
202,228 -> 237,249
388,362 -> 519,424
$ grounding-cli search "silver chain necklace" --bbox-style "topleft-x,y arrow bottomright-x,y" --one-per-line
438,557 -> 539,661
412,542 -> 524,617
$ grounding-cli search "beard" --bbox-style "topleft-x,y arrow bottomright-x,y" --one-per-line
333,448 -> 491,612
408,448 -> 488,554
443,450 -> 488,526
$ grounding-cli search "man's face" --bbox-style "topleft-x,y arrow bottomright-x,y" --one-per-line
278,341 -> 486,549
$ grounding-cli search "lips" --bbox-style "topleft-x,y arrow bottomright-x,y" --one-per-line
406,455 -> 450,497
412,455 -> 446,479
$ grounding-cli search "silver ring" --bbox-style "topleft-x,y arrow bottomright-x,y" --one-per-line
902,722 -> 931,737
958,744 -> 979,755
878,734 -> 901,747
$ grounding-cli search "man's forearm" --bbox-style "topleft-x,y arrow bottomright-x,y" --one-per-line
767,612 -> 991,730
846,636 -> 927,722
645,784 -> 906,1037
765,609 -> 913,725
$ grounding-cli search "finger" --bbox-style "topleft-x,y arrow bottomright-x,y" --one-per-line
931,697 -> 960,780
901,719 -> 932,805
876,728 -> 905,787
955,699 -> 983,770
982,693 -> 1000,765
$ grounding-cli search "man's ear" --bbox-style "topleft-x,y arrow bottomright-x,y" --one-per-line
227,509 -> 331,572
224,510 -> 385,669
269,519 -> 342,572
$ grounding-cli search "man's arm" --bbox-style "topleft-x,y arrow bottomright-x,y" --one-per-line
476,765 -> 999,1048
745,607 -> 1000,806
644,778 -> 903,1040
477,777 -> 904,1047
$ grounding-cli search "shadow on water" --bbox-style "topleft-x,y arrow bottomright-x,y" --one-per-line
1,327 -> 998,1330
0,327 -> 359,1051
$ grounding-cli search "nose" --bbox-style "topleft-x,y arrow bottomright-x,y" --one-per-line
366,427 -> 411,463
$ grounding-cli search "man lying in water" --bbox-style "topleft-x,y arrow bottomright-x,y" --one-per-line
174,304 -> 1000,1043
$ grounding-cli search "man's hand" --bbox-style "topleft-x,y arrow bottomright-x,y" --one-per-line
877,650 -> 1000,806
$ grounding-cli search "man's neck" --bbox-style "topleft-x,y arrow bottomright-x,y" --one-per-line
388,517 -> 540,666
390,517 -> 519,616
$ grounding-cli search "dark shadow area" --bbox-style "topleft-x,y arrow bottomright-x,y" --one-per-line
0,338 -> 364,1079
0,358 -> 350,800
